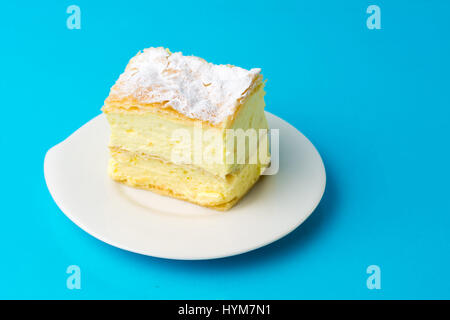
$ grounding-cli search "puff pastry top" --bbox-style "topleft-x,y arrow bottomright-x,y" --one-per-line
104,47 -> 262,125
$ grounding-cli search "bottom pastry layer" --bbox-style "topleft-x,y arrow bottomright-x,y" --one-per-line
108,149 -> 267,210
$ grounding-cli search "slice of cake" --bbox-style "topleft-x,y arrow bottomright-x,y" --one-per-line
102,47 -> 270,210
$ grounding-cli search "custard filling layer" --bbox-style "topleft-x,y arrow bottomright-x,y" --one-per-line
109,148 -> 266,207
105,84 -> 268,178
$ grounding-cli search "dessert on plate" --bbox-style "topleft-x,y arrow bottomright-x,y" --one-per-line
102,47 -> 270,210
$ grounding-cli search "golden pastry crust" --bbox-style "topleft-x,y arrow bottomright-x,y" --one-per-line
102,47 -> 264,128
102,81 -> 264,129
110,175 -> 248,211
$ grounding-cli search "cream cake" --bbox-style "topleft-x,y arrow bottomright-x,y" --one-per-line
102,47 -> 270,210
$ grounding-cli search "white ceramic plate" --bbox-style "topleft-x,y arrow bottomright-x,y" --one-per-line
44,112 -> 326,260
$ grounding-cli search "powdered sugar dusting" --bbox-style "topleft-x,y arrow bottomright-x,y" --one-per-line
110,47 -> 261,124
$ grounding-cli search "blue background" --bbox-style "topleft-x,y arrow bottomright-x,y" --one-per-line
1,0 -> 449,299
